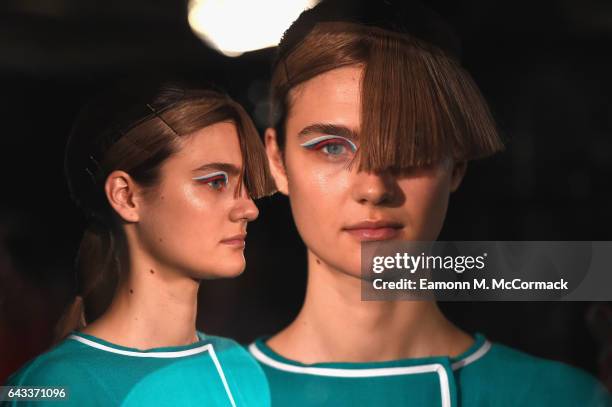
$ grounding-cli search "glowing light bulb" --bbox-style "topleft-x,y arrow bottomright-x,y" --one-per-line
188,0 -> 320,57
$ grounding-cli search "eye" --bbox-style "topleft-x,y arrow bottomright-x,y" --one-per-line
300,135 -> 357,157
192,171 -> 229,191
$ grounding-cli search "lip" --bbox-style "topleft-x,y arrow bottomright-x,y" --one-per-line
343,220 -> 404,241
220,234 -> 246,247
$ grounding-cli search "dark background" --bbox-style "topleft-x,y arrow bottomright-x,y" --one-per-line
0,0 -> 611,388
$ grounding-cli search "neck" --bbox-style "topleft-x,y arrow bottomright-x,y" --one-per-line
81,243 -> 200,350
267,250 -> 473,363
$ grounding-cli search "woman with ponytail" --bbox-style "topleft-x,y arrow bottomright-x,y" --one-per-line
5,81 -> 275,406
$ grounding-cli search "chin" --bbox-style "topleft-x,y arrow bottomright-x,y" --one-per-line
339,265 -> 365,280
316,259 -> 363,281
193,268 -> 244,280
316,251 -> 363,279
221,266 -> 246,278
211,261 -> 246,279
189,259 -> 246,280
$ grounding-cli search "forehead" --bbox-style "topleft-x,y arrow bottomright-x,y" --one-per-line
286,65 -> 363,133
171,121 -> 242,168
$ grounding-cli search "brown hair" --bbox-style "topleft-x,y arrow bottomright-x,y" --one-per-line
55,83 -> 275,341
270,22 -> 504,169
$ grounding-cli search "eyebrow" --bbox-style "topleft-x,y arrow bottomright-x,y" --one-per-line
192,162 -> 241,176
298,123 -> 359,141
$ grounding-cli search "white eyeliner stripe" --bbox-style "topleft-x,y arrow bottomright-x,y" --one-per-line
68,334 -> 212,358
451,340 -> 491,370
248,343 -> 451,407
192,171 -> 228,181
299,135 -> 357,150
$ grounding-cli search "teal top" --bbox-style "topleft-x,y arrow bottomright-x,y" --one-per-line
248,334 -> 611,407
5,331 -> 270,406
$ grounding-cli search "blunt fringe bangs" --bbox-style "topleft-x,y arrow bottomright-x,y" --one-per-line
104,92 -> 276,201
162,95 -> 276,199
272,23 -> 504,170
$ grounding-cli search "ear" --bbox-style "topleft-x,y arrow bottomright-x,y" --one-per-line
265,128 -> 289,195
104,170 -> 141,222
450,160 -> 467,192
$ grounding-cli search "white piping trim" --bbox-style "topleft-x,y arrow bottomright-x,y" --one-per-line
249,343 -> 451,407
207,345 -> 237,407
451,340 -> 491,370
70,334 -> 237,406
68,334 -> 213,358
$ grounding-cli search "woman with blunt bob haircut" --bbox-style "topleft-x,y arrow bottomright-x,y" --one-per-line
6,82 -> 275,406
248,1 -> 610,406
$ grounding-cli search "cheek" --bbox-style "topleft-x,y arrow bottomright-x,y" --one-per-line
285,156 -> 349,225
143,183 -> 222,245
181,183 -> 212,211
400,175 -> 451,239
174,184 -> 217,238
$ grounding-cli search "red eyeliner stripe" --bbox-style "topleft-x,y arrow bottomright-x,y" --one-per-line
309,139 -> 350,149
197,175 -> 226,183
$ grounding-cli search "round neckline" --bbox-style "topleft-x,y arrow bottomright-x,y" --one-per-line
253,333 -> 488,369
69,330 -> 208,354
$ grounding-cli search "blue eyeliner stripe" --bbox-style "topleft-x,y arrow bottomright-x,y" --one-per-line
299,135 -> 357,151
192,171 -> 228,183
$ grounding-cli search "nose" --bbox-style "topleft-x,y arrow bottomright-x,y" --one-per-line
229,185 -> 259,222
350,170 -> 396,206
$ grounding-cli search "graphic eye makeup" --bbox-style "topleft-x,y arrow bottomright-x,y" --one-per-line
300,135 -> 357,157
192,171 -> 229,191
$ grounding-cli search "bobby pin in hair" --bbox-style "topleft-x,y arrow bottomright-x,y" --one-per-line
146,103 -> 179,136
